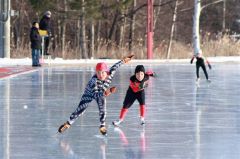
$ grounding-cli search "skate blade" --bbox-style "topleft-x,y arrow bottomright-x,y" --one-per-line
52,131 -> 61,137
112,121 -> 122,127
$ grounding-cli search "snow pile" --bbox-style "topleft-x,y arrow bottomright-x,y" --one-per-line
0,56 -> 240,67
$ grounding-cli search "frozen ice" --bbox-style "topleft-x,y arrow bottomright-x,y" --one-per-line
1,63 -> 240,159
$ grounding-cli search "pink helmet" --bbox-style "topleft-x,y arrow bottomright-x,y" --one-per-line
96,62 -> 108,72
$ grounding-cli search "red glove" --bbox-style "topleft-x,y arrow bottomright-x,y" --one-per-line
104,87 -> 117,96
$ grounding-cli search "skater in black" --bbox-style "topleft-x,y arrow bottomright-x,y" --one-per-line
190,51 -> 212,84
58,55 -> 134,135
112,65 -> 156,126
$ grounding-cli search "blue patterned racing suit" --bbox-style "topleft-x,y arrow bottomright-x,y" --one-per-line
68,60 -> 124,127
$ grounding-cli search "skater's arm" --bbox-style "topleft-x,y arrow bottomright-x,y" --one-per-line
204,56 -> 212,69
108,54 -> 134,77
145,70 -> 157,77
108,60 -> 124,77
190,56 -> 195,64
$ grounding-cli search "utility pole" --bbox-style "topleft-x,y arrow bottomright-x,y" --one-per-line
147,0 -> 153,59
0,0 -> 11,58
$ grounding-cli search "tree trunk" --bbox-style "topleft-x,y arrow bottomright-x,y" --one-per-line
90,20 -> 95,59
107,10 -> 119,51
61,0 -> 67,59
116,10 -> 126,49
129,0 -> 136,51
153,0 -> 162,30
222,0 -> 226,31
79,0 -> 88,59
167,0 -> 178,59
193,0 -> 202,55
96,20 -> 101,56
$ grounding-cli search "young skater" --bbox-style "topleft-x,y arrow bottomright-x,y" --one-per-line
112,65 -> 155,126
58,54 -> 134,135
190,51 -> 212,84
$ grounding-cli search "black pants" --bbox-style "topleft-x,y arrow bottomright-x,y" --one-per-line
196,62 -> 208,80
44,37 -> 50,55
123,88 -> 145,109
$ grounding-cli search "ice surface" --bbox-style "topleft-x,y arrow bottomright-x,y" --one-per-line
1,63 -> 240,159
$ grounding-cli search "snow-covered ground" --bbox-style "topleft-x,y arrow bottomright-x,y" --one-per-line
0,56 -> 240,67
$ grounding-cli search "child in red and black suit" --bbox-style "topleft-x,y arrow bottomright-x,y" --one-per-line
112,65 -> 155,126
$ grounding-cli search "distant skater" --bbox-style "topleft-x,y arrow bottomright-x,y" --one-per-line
58,55 -> 134,135
112,65 -> 156,126
190,51 -> 212,84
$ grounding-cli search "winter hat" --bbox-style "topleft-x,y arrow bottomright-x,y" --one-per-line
135,65 -> 145,74
96,62 -> 108,72
44,11 -> 51,17
32,21 -> 38,26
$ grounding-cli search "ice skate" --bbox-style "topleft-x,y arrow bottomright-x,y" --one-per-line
99,125 -> 107,136
196,78 -> 200,84
140,117 -> 145,125
196,78 -> 200,87
58,121 -> 71,134
112,120 -> 122,127
207,79 -> 211,83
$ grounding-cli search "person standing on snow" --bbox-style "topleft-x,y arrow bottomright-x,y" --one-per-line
30,21 -> 41,67
39,10 -> 52,55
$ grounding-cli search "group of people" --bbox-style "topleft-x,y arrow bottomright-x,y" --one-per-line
57,54 -> 156,136
30,11 -> 52,67
57,51 -> 212,136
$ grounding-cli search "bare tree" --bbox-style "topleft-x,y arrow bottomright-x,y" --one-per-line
128,0 -> 136,51
193,0 -> 223,55
79,0 -> 87,59
193,0 -> 202,55
167,0 -> 179,59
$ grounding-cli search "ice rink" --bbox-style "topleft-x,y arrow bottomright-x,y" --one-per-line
1,62 -> 240,159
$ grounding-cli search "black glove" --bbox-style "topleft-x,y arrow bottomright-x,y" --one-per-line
152,72 -> 158,77
190,58 -> 194,64
208,64 -> 212,69
139,82 -> 145,89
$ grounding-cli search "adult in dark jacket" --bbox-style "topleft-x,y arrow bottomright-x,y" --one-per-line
39,11 -> 52,55
30,22 -> 41,67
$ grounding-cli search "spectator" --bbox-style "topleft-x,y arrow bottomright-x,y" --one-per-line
30,22 -> 41,67
39,10 -> 52,55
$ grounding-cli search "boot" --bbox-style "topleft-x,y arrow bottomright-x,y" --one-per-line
58,121 -> 71,133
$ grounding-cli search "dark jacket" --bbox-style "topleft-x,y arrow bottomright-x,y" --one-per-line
30,27 -> 42,49
39,15 -> 51,35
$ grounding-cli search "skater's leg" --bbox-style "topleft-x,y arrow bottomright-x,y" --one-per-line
96,96 -> 107,126
137,91 -> 146,125
69,94 -> 93,124
96,97 -> 108,135
139,105 -> 145,119
113,89 -> 136,126
201,64 -> 209,80
119,108 -> 128,121
196,63 -> 200,79
58,93 -> 93,133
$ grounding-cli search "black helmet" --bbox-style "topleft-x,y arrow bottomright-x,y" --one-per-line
135,65 -> 145,74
